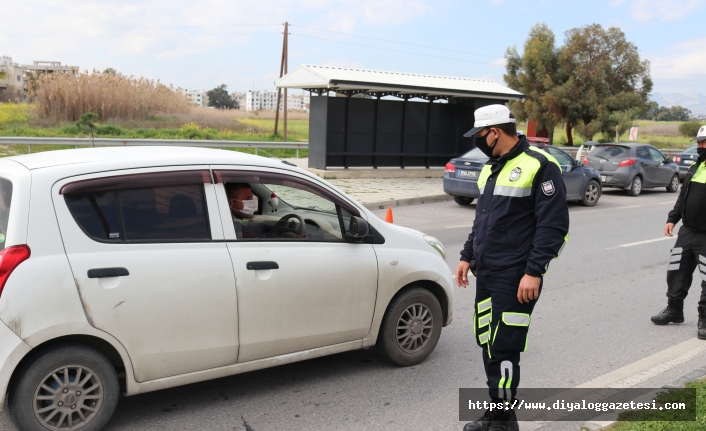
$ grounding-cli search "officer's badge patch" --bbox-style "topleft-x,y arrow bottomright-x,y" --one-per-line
541,180 -> 555,196
509,167 -> 522,182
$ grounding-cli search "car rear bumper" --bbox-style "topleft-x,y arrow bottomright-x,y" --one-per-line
597,171 -> 632,188
443,175 -> 480,198
0,320 -> 31,410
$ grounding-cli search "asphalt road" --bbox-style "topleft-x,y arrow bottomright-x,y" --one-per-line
2,186 -> 705,431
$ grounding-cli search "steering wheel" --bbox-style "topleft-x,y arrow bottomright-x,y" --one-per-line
272,213 -> 307,238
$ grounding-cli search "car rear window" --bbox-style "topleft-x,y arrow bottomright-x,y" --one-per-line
590,145 -> 630,159
0,178 -> 12,250
461,147 -> 487,158
64,176 -> 211,242
684,145 -> 698,154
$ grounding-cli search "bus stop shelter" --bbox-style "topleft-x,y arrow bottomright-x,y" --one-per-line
275,65 -> 525,170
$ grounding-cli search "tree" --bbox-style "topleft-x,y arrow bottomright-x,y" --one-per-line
639,102 -> 692,121
76,112 -> 99,147
103,68 -> 117,75
608,108 -> 639,142
504,23 -> 562,134
207,84 -> 236,110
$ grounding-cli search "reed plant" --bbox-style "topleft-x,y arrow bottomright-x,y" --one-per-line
27,70 -> 190,122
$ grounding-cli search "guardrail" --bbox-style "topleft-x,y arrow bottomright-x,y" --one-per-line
0,137 -> 309,157
556,146 -> 682,158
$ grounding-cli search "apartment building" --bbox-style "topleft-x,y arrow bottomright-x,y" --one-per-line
1,57 -> 79,100
180,89 -> 209,107
245,90 -> 310,112
230,92 -> 246,110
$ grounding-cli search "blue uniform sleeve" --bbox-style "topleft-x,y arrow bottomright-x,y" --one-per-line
525,162 -> 569,277
460,222 -> 476,262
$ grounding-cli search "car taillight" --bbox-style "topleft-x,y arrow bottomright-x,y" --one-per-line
618,159 -> 636,167
674,156 -> 682,163
445,162 -> 456,173
582,157 -> 589,165
0,245 -> 31,298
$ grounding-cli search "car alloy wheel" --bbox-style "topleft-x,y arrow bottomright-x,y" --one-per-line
33,364 -> 104,430
581,180 -> 600,206
396,303 -> 434,354
667,175 -> 679,193
628,176 -> 642,196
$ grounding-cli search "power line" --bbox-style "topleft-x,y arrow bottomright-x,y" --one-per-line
290,33 -> 503,67
290,24 -> 501,59
0,32 -> 282,38
2,24 -> 280,30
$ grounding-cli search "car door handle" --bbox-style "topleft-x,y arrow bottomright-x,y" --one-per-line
87,267 -> 130,278
246,261 -> 279,270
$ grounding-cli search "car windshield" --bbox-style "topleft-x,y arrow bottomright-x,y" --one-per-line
590,145 -> 630,160
461,147 -> 487,159
684,145 -> 698,154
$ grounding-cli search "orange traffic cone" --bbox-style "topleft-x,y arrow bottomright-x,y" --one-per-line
385,206 -> 394,223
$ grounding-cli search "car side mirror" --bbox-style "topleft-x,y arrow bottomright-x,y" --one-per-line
574,160 -> 584,167
666,158 -> 673,164
346,216 -> 370,242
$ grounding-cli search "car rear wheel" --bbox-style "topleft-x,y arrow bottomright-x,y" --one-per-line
377,287 -> 443,366
453,196 -> 474,206
9,343 -> 120,431
627,176 -> 642,196
580,180 -> 601,207
666,174 -> 679,193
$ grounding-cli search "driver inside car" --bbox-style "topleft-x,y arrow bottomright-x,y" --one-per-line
225,182 -> 306,239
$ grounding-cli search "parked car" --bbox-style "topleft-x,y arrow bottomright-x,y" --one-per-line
583,143 -> 680,196
444,144 -> 603,206
0,147 -> 454,431
673,144 -> 699,180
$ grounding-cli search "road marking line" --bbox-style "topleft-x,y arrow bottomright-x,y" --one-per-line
618,236 -> 676,247
576,337 -> 706,388
571,205 -> 641,215
445,224 -> 473,229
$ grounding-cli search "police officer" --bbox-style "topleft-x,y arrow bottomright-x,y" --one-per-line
455,105 -> 569,431
651,126 -> 706,336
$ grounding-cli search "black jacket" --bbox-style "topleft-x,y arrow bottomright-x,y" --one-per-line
460,137 -> 570,277
667,158 -> 706,231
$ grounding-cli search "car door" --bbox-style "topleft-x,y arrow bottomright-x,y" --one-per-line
647,146 -> 674,185
542,146 -> 582,200
52,167 -> 239,382
635,146 -> 659,186
211,166 -> 379,363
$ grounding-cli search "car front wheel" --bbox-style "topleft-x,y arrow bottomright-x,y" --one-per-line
627,176 -> 642,196
9,343 -> 120,431
453,196 -> 474,206
666,174 -> 679,193
377,287 -> 443,366
581,180 -> 601,207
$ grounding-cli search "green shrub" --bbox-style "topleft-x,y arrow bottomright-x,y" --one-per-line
96,125 -> 124,136
59,125 -> 80,135
679,120 -> 702,138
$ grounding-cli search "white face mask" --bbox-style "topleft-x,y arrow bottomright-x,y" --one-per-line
239,199 -> 257,215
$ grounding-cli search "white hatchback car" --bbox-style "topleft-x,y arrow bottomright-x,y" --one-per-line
0,147 -> 454,431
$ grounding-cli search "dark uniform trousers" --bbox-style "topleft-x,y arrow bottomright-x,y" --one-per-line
667,226 -> 706,307
474,268 -> 541,402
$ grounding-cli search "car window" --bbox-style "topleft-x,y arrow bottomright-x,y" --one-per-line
541,146 -> 574,167
63,171 -> 212,242
590,145 -> 630,159
215,170 -> 360,242
647,147 -> 666,163
684,145 -> 698,154
461,147 -> 487,159
0,178 -> 12,250
635,146 -> 651,160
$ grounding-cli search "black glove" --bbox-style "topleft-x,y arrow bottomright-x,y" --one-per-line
469,259 -> 477,277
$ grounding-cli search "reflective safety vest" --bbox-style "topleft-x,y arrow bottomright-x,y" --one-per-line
460,137 -> 570,277
668,160 -> 706,231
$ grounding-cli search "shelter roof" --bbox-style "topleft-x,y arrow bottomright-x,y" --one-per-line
275,64 -> 525,100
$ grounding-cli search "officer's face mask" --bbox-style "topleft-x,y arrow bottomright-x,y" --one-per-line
475,128 -> 499,158
697,142 -> 706,159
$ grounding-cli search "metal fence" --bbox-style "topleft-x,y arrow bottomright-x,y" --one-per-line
557,146 -> 681,159
0,137 -> 309,157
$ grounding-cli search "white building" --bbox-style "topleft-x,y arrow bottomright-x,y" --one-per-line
245,90 -> 309,112
230,92 -> 246,110
1,56 -> 78,101
180,89 -> 209,107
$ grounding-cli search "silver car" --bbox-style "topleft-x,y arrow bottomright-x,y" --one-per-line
584,143 -> 680,196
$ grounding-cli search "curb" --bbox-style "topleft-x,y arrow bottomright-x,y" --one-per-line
362,194 -> 455,211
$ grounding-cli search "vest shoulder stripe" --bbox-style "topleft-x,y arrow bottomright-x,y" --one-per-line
526,146 -> 562,170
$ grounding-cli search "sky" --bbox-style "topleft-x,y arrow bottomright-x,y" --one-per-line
2,0 -> 705,96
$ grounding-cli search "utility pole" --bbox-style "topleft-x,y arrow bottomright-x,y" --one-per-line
274,22 -> 289,141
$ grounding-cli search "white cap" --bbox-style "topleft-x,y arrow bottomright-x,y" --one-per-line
691,125 -> 706,142
463,104 -> 516,137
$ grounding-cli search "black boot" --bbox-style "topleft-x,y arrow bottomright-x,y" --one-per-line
651,299 -> 684,325
698,307 -> 706,339
463,409 -> 491,431
488,409 -> 519,431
